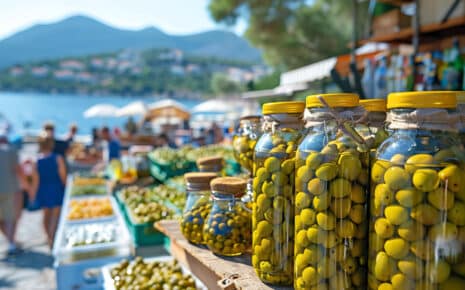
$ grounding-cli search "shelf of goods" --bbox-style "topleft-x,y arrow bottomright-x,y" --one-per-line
155,220 -> 293,290
53,176 -> 132,290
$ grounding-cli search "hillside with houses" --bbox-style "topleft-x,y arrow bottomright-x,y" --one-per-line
0,48 -> 269,97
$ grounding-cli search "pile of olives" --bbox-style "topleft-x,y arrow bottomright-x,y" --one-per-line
294,137 -> 369,290
203,202 -> 251,256
233,135 -> 257,173
369,152 -> 465,290
131,202 -> 176,224
181,196 -> 212,244
110,257 -> 199,290
252,133 -> 301,285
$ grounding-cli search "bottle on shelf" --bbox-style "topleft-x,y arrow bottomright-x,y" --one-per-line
362,58 -> 374,99
374,56 -> 388,99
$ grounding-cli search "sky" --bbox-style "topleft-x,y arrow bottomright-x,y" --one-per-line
0,0 -> 246,40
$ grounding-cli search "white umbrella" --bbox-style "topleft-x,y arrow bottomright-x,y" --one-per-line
148,99 -> 188,111
116,101 -> 147,117
191,99 -> 232,114
83,104 -> 119,118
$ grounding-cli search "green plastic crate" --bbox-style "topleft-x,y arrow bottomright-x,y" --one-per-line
148,157 -> 195,182
125,208 -> 168,246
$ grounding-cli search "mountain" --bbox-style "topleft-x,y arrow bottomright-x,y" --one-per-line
0,15 -> 261,68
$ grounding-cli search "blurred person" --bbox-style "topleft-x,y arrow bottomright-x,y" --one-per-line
0,132 -> 23,255
101,126 -> 121,163
65,124 -> 78,143
125,117 -> 137,135
43,122 -> 69,158
30,135 -> 66,248
212,122 -> 224,144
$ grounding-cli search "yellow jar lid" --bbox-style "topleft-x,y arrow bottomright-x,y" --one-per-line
360,99 -> 386,112
306,93 -> 359,108
262,101 -> 305,115
387,92 -> 457,109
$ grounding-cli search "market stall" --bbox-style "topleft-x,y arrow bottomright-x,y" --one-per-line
53,175 -> 132,290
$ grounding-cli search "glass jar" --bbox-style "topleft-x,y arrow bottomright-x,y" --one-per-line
180,172 -> 218,245
294,93 -> 370,290
203,177 -> 251,256
252,101 -> 305,285
456,91 -> 465,145
368,92 -> 465,290
233,115 -> 262,175
360,99 -> 389,148
196,156 -> 224,175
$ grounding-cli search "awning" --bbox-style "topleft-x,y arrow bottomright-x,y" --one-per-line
242,58 -> 336,99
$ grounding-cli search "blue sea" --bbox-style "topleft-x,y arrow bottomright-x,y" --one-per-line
0,91 -> 201,137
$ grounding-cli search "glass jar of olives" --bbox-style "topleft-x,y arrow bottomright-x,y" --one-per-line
252,101 -> 305,285
181,172 -> 218,245
369,91 -> 465,290
294,93 -> 370,290
456,91 -> 465,145
203,177 -> 251,256
196,156 -> 224,175
233,115 -> 262,175
360,99 -> 388,148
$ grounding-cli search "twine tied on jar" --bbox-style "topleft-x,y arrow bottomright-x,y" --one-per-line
262,113 -> 304,134
387,108 -> 460,132
304,95 -> 369,150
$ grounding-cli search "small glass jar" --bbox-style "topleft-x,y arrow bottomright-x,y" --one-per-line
180,172 -> 218,245
456,91 -> 465,145
252,101 -> 305,285
203,177 -> 251,256
294,94 -> 370,290
368,92 -> 465,290
233,115 -> 262,175
197,156 -> 224,175
360,99 -> 388,149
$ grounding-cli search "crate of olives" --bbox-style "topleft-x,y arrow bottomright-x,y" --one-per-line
55,221 -> 131,263
102,256 -> 207,290
125,201 -> 177,246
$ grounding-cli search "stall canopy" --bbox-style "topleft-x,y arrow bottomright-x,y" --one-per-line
146,99 -> 190,120
192,98 -> 260,118
192,99 -> 231,114
116,101 -> 147,117
83,104 -> 119,118
242,43 -> 387,99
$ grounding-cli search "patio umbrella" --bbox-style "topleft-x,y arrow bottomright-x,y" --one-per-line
146,99 -> 190,120
83,104 -> 119,118
191,99 -> 231,114
116,101 -> 147,117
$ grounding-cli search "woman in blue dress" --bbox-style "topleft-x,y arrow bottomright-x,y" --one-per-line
30,135 -> 66,248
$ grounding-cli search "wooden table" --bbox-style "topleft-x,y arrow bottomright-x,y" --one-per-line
155,220 -> 293,290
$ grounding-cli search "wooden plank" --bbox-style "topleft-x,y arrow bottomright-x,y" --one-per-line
155,220 -> 293,290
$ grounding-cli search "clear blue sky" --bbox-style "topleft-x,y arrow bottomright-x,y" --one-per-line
0,0 -> 245,40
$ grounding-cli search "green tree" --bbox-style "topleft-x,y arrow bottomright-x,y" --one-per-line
208,0 -> 368,70
210,73 -> 243,95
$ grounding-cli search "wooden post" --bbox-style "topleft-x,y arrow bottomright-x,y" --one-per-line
412,0 -> 420,81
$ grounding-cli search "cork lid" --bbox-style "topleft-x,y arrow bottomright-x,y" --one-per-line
210,177 -> 247,196
184,172 -> 218,185
196,156 -> 224,166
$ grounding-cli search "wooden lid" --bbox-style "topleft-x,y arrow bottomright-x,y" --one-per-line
210,177 -> 247,195
184,172 -> 218,184
196,156 -> 224,166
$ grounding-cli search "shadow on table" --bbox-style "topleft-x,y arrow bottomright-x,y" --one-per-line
1,249 -> 53,270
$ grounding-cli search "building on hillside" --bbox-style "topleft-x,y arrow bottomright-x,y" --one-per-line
30,66 -> 49,78
9,67 -> 24,77
91,58 -> 105,69
54,69 -> 74,80
60,60 -> 85,71
76,72 -> 96,83
170,65 -> 185,75
159,49 -> 184,62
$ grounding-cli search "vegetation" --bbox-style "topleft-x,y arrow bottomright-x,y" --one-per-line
0,49 -> 251,96
208,0 -> 369,70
